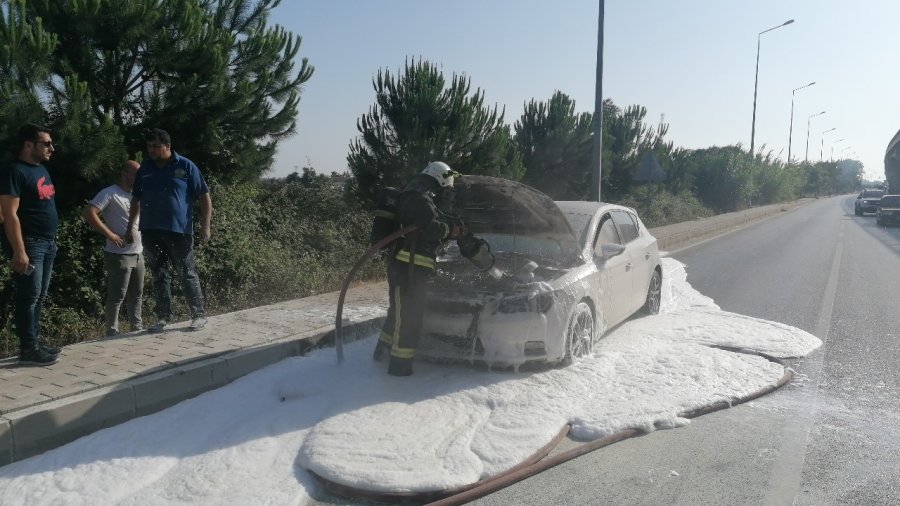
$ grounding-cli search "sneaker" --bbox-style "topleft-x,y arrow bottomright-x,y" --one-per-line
148,320 -> 169,333
387,358 -> 413,377
40,344 -> 61,356
189,316 -> 208,331
19,347 -> 59,366
105,328 -> 119,337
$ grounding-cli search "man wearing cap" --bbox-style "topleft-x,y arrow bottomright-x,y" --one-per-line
372,161 -> 466,376
83,160 -> 145,337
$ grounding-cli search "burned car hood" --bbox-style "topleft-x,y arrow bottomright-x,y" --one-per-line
450,175 -> 581,259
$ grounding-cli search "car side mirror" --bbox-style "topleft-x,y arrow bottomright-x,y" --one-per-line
599,243 -> 626,259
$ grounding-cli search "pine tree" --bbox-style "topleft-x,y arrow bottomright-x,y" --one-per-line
601,101 -> 671,200
347,58 -> 522,204
0,0 -> 56,154
1,0 -> 312,190
514,91 -> 593,200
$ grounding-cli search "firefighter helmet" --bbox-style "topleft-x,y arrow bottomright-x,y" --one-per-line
422,161 -> 458,188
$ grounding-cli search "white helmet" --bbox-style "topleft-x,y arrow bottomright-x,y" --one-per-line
422,161 -> 457,187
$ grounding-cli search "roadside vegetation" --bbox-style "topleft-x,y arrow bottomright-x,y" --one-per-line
0,0 -> 864,355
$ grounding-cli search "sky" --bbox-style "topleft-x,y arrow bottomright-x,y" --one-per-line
0,258 -> 822,504
266,0 -> 899,182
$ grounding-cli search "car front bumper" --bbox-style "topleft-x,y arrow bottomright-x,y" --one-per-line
420,296 -> 570,366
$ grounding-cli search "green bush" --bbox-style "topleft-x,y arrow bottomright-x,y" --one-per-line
614,185 -> 713,228
0,174 -> 382,358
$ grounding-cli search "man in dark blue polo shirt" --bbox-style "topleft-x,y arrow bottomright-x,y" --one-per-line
0,123 -> 63,365
126,128 -> 213,332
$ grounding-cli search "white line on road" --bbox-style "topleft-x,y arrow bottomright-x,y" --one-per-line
762,221 -> 843,505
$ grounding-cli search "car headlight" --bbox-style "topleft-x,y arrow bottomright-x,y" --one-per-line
497,291 -> 555,314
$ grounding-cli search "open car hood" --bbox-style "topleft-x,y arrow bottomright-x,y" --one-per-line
451,175 -> 582,259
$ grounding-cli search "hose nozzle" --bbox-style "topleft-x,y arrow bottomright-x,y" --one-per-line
457,234 -> 496,274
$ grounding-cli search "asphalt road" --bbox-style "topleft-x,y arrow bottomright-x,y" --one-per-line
473,195 -> 900,505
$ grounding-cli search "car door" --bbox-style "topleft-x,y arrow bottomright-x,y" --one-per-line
609,210 -> 652,313
593,213 -> 632,328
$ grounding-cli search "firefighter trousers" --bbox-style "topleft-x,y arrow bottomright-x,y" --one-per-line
377,257 -> 433,367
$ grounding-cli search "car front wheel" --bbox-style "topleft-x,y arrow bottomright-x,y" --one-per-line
642,269 -> 662,315
563,302 -> 594,365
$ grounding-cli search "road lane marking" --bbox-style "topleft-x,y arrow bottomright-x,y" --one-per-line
762,220 -> 843,505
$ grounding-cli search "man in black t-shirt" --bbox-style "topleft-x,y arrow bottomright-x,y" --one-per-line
0,124 -> 62,365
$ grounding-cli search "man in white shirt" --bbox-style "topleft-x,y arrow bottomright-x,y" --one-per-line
83,160 -> 144,336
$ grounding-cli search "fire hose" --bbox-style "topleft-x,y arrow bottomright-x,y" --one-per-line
334,225 -> 417,364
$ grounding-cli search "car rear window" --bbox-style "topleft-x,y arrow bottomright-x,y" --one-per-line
879,195 -> 900,206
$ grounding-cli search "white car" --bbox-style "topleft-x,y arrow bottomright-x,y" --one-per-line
419,175 -> 662,367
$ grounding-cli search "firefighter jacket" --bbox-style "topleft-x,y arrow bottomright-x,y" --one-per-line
393,174 -> 453,270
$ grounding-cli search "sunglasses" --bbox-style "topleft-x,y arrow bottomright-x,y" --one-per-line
32,140 -> 53,149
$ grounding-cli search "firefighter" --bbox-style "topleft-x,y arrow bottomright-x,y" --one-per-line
373,161 -> 466,376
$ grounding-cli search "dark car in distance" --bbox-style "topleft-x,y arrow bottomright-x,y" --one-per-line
855,189 -> 885,216
876,195 -> 900,226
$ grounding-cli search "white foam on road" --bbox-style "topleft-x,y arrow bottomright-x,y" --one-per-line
0,258 -> 821,504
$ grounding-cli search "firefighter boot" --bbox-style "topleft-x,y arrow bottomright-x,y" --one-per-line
387,357 -> 413,377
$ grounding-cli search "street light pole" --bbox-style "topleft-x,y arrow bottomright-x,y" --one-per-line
788,81 -> 815,163
590,0 -> 605,202
805,111 -> 826,163
821,130 -> 838,161
751,19 -> 794,155
830,138 -> 844,161
820,128 -> 837,160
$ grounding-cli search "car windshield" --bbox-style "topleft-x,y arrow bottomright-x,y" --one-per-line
477,233 -> 574,262
560,211 -> 593,249
863,190 -> 884,198
878,195 -> 900,206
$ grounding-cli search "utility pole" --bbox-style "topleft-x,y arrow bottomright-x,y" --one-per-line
590,0 -> 605,202
750,19 -> 794,155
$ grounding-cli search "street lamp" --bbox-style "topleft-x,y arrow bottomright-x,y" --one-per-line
751,19 -> 795,155
821,130 -> 838,161
805,111 -> 826,163
788,81 -> 815,163
830,139 -> 844,161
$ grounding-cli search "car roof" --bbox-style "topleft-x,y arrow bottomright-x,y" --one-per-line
555,200 -> 637,216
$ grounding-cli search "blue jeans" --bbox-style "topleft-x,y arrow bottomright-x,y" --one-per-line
7,237 -> 57,352
142,230 -> 205,320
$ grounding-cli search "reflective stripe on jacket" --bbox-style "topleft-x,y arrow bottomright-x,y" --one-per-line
394,249 -> 436,270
